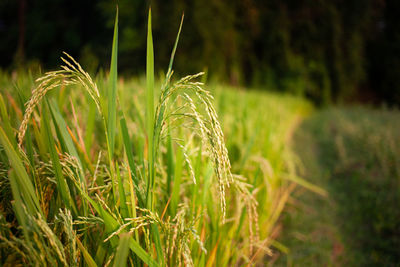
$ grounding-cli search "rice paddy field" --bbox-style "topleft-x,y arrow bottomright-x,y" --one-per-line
1,10 -> 400,267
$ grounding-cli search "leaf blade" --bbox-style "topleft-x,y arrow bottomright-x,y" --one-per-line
107,7 -> 119,159
0,127 -> 41,215
145,8 -> 155,210
113,233 -> 131,267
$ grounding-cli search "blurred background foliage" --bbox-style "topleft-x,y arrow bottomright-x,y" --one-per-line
0,0 -> 399,105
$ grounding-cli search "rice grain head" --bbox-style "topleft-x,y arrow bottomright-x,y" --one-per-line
18,53 -> 102,148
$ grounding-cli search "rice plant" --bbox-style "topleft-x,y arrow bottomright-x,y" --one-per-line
0,8 -> 316,266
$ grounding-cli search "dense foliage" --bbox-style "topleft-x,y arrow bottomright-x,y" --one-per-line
0,11 -> 315,266
1,0 -> 399,104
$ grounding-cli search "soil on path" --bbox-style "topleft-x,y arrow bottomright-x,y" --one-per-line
274,107 -> 400,266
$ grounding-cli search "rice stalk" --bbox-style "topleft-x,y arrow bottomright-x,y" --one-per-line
154,72 -> 235,220
18,52 -> 103,148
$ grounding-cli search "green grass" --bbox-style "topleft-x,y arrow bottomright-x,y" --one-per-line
276,106 -> 400,266
0,9 -> 314,266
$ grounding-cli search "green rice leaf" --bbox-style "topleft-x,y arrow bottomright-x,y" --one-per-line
128,238 -> 159,267
119,112 -> 138,186
107,7 -> 119,159
113,233 -> 131,267
170,142 -> 183,214
119,112 -> 144,206
151,224 -> 164,266
84,99 -> 96,154
0,94 -> 16,148
167,14 -> 184,74
116,162 -> 129,219
166,129 -> 174,196
285,174 -> 328,196
0,127 -> 41,215
42,101 -> 77,214
48,99 -> 81,165
9,170 -> 30,241
77,237 -> 98,267
146,8 -> 155,210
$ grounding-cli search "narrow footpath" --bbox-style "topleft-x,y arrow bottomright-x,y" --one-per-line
275,107 -> 400,266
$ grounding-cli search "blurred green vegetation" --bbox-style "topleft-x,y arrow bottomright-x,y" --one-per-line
276,107 -> 400,266
1,0 -> 400,105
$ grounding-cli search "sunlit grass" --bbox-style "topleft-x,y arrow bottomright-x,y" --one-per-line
0,9 -> 315,266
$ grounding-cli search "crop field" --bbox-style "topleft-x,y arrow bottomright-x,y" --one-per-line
1,8 -> 400,267
0,11 -> 316,266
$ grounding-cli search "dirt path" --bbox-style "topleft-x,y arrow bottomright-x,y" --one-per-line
274,113 -> 345,266
274,107 -> 400,266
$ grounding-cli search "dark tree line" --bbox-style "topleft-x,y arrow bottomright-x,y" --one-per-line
0,0 -> 399,105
